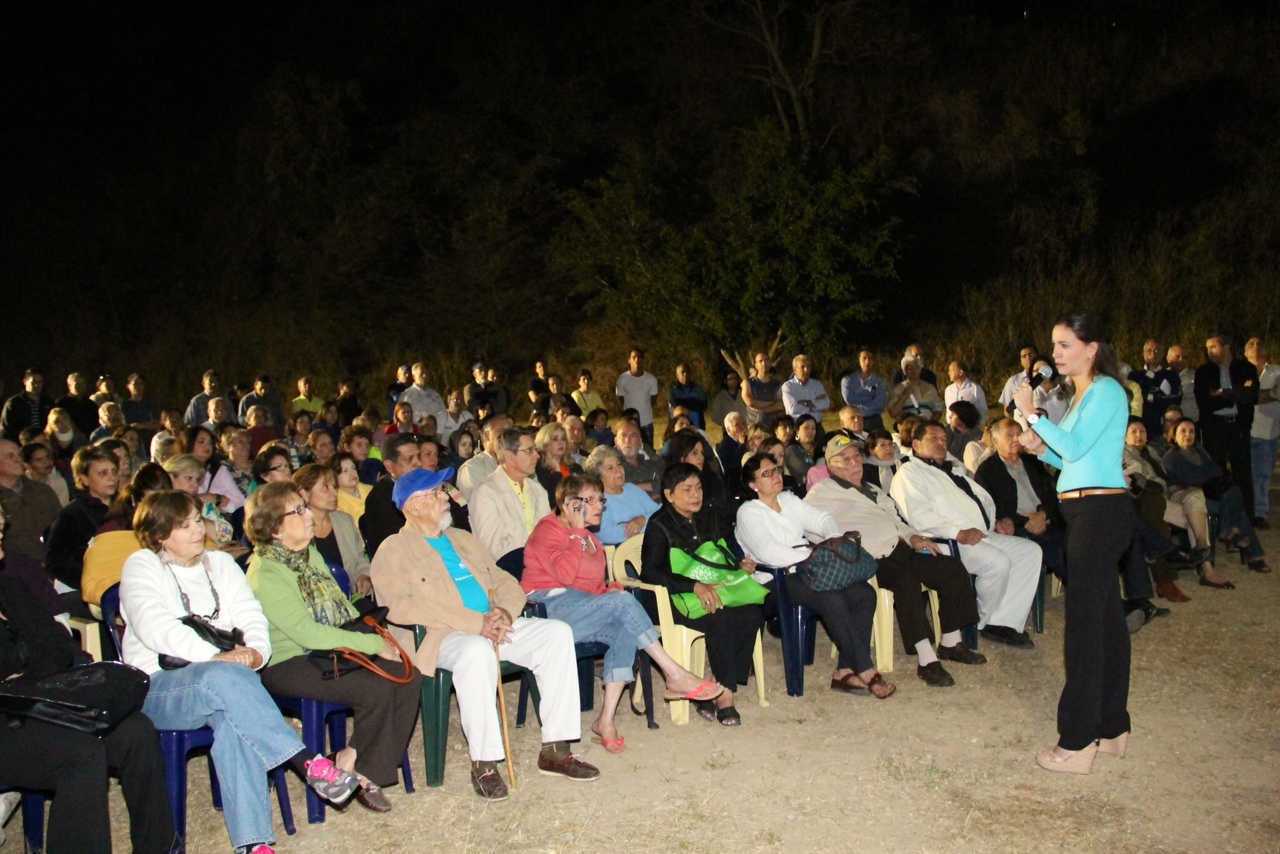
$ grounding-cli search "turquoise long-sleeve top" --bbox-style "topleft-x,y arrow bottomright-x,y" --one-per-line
1030,375 -> 1127,492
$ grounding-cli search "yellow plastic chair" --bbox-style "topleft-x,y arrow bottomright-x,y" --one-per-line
829,578 -> 941,675
609,534 -> 767,724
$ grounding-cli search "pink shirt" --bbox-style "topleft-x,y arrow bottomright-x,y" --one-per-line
521,514 -> 609,596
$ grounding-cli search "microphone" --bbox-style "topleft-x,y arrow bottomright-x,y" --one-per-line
1027,364 -> 1054,390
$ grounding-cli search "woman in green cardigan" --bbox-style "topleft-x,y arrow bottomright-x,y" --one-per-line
245,482 -> 422,813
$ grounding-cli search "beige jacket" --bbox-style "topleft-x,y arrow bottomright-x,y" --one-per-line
370,524 -> 526,676
468,466 -> 551,559
330,509 -> 371,583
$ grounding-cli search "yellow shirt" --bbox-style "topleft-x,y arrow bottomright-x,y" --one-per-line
506,473 -> 537,534
337,482 -> 372,526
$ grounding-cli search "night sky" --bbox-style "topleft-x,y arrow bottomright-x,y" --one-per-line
3,1 -> 1277,403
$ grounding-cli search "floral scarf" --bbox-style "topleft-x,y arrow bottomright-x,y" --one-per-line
256,541 -> 356,628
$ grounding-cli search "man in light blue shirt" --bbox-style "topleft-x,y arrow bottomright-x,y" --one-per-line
841,347 -> 887,431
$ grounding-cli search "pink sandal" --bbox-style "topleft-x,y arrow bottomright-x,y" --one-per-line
664,678 -> 724,703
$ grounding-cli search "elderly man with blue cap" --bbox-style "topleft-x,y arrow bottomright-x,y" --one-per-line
370,466 -> 599,801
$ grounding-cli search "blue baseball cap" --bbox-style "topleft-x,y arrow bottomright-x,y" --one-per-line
392,467 -> 456,510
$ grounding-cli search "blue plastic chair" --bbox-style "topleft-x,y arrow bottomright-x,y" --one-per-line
0,789 -> 48,854
100,586 -> 295,841
766,566 -> 822,697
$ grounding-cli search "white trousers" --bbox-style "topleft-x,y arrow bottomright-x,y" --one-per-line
957,533 -> 1042,631
436,616 -> 581,762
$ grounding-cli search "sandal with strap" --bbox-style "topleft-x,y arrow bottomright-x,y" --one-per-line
693,700 -> 718,723
715,705 -> 741,726
865,672 -> 897,700
591,734 -> 627,755
664,678 -> 724,703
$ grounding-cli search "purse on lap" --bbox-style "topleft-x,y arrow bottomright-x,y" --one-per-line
306,605 -> 417,684
667,538 -> 769,619
0,661 -> 149,736
793,532 -> 878,592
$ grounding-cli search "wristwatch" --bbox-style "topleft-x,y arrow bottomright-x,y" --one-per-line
1026,413 -> 1041,425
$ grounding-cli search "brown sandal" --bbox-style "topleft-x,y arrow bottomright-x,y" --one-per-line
865,672 -> 896,700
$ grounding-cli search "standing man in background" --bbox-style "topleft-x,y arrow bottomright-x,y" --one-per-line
615,348 -> 659,447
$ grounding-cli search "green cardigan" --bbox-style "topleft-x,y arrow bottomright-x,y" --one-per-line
246,545 -> 383,665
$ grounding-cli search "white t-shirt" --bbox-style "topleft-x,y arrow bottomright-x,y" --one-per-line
615,371 -> 659,426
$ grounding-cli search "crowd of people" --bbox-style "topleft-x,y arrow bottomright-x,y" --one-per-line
0,328 -> 1275,849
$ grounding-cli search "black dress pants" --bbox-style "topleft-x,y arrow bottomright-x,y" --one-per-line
1057,494 -> 1134,750
1201,415 -> 1255,517
673,604 -> 764,689
874,541 -> 979,649
783,575 -> 877,673
0,712 -> 177,854
261,655 -> 423,787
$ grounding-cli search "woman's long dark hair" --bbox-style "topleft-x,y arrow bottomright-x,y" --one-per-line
1054,309 -> 1122,384
179,425 -> 222,476
105,463 -> 172,525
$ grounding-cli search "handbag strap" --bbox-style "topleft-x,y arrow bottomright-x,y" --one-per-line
796,532 -> 864,564
330,617 -> 416,684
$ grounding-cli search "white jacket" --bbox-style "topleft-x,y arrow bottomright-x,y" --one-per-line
469,466 -> 551,559
119,548 -> 271,675
888,457 -> 997,541
735,492 -> 838,569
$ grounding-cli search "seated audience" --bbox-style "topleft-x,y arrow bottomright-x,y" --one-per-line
45,407 -> 87,480
0,558 -> 177,854
179,425 -> 244,513
975,419 -> 1067,581
1163,418 -> 1267,574
282,411 -> 314,469
585,408 -> 614,448
0,438 -> 62,563
245,482 -> 421,812
120,491 -> 362,853
457,415 -> 512,500
385,401 -> 421,438
946,400 -> 983,467
221,428 -> 254,497
250,444 -> 295,493
523,473 -> 723,753
293,463 -> 374,596
710,369 -> 749,432
640,463 -> 764,726
362,433 -> 422,557
889,422 -> 1042,647
44,445 -> 119,603
82,462 -> 173,606
615,418 -> 664,500
20,439 -> 70,506
470,428 -> 551,571
583,445 -> 660,545
806,435 -> 984,687
163,454 -> 240,552
715,411 -> 748,495
332,451 -> 373,526
886,356 -> 943,422
308,428 -> 336,467
371,467 -> 600,801
534,422 -> 582,498
736,451 -> 897,698
782,413 -> 820,496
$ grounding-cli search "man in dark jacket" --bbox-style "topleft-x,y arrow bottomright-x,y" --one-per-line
1195,332 -> 1259,515
0,370 -> 54,442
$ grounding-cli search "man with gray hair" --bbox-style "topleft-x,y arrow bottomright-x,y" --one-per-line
457,414 -> 513,500
781,354 -> 830,419
715,411 -> 748,495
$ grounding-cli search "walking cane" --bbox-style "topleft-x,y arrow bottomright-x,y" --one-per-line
490,593 -> 517,789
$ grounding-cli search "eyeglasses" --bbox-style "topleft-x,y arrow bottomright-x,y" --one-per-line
515,446 -> 539,455
283,502 -> 310,517
268,463 -> 291,473
573,496 -> 607,507
757,467 -> 782,479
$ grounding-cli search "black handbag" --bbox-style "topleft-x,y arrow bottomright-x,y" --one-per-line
158,616 -> 244,671
306,606 -> 416,684
157,553 -> 246,670
0,661 -> 150,736
794,532 -> 878,592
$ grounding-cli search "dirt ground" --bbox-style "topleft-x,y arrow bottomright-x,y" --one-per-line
7,529 -> 1279,854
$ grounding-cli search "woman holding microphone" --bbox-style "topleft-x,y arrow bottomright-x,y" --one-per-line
1013,310 -> 1134,775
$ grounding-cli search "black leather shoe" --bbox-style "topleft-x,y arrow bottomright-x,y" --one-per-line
1138,600 -> 1171,621
916,661 -> 955,687
937,642 -> 987,665
1165,548 -> 1200,568
979,625 -> 1035,648
1254,517 -> 1270,531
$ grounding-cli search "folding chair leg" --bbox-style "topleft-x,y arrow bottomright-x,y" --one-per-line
752,631 -> 768,708
925,589 -> 942,647
1033,565 -> 1047,634
872,588 -> 895,674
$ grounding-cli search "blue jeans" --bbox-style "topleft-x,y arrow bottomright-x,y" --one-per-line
527,588 -> 660,684
1252,436 -> 1277,517
142,662 -> 305,851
